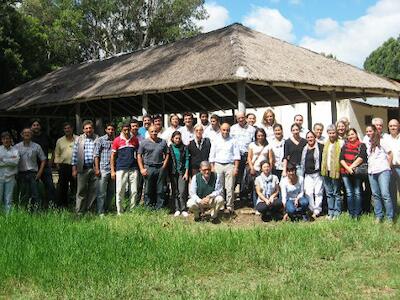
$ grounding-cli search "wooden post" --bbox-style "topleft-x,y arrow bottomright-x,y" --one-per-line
331,92 -> 337,124
237,81 -> 246,113
398,96 -> 400,120
307,102 -> 312,130
75,103 -> 81,133
142,94 -> 149,116
46,117 -> 50,136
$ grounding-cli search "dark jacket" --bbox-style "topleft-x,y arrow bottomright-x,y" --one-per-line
169,144 -> 189,175
188,138 -> 211,171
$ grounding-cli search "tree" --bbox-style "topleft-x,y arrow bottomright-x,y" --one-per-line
364,36 -> 400,80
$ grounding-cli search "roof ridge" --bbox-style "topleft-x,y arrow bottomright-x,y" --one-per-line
229,25 -> 250,79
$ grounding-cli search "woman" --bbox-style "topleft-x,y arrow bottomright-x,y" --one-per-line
254,161 -> 281,221
169,131 -> 190,217
336,121 -> 347,147
320,125 -> 342,219
282,124 -> 307,177
300,131 -> 324,219
269,124 -> 285,180
368,125 -> 394,223
259,108 -> 276,140
363,125 -> 374,151
280,163 -> 309,221
340,128 -> 367,219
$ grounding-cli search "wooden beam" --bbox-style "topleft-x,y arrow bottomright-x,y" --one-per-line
209,86 -> 236,107
331,92 -> 337,124
223,83 -> 237,96
180,90 -> 207,110
246,84 -> 271,106
193,88 -> 222,111
237,81 -> 246,112
153,94 -> 177,112
165,93 -> 192,111
269,85 -> 291,104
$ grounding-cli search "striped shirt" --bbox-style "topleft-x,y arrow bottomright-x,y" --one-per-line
71,136 -> 96,167
94,134 -> 114,172
339,141 -> 367,175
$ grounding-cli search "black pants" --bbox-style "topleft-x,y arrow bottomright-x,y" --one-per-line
238,152 -> 249,199
57,164 -> 76,208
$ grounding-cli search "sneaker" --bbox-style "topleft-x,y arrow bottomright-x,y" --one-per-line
302,215 -> 309,222
99,213 -> 105,218
211,217 -> 221,224
326,215 -> 333,220
174,211 -> 181,217
255,210 -> 261,216
181,211 -> 189,217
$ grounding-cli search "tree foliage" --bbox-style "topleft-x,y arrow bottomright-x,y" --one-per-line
364,36 -> 400,80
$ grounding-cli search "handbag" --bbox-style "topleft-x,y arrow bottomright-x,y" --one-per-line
354,144 -> 368,175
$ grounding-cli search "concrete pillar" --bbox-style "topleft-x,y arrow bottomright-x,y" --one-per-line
142,94 -> 149,116
237,81 -> 246,113
331,92 -> 337,124
307,102 -> 312,130
75,103 -> 81,134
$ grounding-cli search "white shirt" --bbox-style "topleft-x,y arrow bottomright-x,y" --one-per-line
161,126 -> 181,145
178,126 -> 195,146
145,127 -> 166,140
204,126 -> 220,143
317,136 -> 326,144
230,123 -> 256,154
258,124 -> 274,140
299,127 -> 308,139
367,140 -> 391,174
268,137 -> 285,171
0,145 -> 20,181
254,173 -> 279,205
209,135 -> 240,164
189,173 -> 223,204
248,142 -> 270,172
384,134 -> 400,166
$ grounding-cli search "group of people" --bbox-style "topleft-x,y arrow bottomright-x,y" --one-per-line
0,110 -> 399,224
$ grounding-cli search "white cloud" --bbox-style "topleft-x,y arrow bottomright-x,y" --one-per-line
242,7 -> 295,42
299,0 -> 400,67
289,0 -> 301,5
196,2 -> 230,32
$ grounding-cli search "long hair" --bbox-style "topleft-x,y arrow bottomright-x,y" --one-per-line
370,125 -> 381,153
254,128 -> 267,146
262,108 -> 275,126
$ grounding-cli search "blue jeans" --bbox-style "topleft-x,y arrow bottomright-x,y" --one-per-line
369,170 -> 393,221
323,176 -> 342,217
96,170 -> 115,214
0,178 -> 16,213
17,171 -> 41,210
342,175 -> 362,217
285,197 -> 309,218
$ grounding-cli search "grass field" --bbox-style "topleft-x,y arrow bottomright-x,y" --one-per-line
0,209 -> 399,299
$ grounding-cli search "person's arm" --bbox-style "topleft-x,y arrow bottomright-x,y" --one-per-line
137,154 -> 147,176
209,140 -> 216,171
247,147 -> 255,175
280,180 -> 287,207
233,142 -> 240,176
255,181 -> 267,203
340,159 -> 354,174
270,183 -> 280,201
189,175 -> 201,204
94,157 -> 101,177
53,140 -> 61,169
36,159 -> 46,180
1,148 -> 19,166
268,148 -> 273,166
183,147 -> 190,181
282,141 -> 290,177
93,139 -> 101,177
71,141 -> 78,178
209,173 -> 223,199
110,152 -> 117,180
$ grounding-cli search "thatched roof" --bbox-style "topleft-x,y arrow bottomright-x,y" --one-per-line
1,23 -> 399,117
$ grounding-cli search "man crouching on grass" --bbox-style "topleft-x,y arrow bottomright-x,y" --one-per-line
187,161 -> 224,223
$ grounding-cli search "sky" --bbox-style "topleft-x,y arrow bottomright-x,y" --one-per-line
194,0 -> 400,67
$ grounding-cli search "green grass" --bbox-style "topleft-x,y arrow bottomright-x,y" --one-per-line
0,210 -> 400,299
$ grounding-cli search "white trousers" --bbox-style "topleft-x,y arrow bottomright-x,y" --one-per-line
214,163 -> 235,210
304,173 -> 324,215
116,169 -> 138,214
187,195 -> 224,219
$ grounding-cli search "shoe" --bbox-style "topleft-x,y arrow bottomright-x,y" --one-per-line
326,215 -> 333,220
302,215 -> 309,222
375,218 -> 383,224
211,217 -> 220,224
181,211 -> 189,217
255,210 -> 261,216
99,213 -> 105,218
194,214 -> 201,222
174,211 -> 181,217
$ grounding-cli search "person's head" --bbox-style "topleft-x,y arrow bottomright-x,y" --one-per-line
130,119 -> 139,135
236,111 -> 246,127
370,125 -> 382,152
82,120 -> 94,136
260,160 -> 272,176
286,163 -> 297,179
262,108 -> 275,126
254,128 -> 267,145
273,123 -> 283,140
148,125 -> 158,140
365,125 -> 374,138
199,112 -> 209,126
246,113 -> 256,126
199,161 -> 212,180
388,119 -> 399,136
306,131 -> 316,146
121,123 -> 131,138
152,114 -> 162,130
294,114 -> 303,127
313,123 -> 324,139
31,119 -> 42,134
291,123 -> 301,137
347,128 -> 359,143
336,121 -> 346,137
105,123 -> 116,138
169,114 -> 180,128
142,115 -> 152,129
1,132 -> 12,148
194,124 -> 204,140
220,123 -> 230,139
171,131 -> 182,145
63,122 -> 73,137
372,117 -> 384,134
21,127 -> 32,142
183,112 -> 193,128
210,114 -> 220,129
326,124 -> 337,142
338,117 -> 350,130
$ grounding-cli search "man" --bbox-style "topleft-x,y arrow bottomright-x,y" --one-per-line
111,122 -> 139,215
199,112 -> 210,130
53,122 -> 77,208
187,161 -> 224,223
246,113 -> 257,127
363,117 -> 384,144
138,115 -> 152,139
209,123 -> 240,213
385,119 -> 400,212
149,114 -> 165,138
188,124 -> 211,176
293,114 -> 308,138
71,120 -> 98,214
313,123 -> 326,144
31,119 -> 56,207
162,114 -> 181,145
15,128 -> 46,210
138,125 -> 169,209
204,114 -> 221,142
0,132 -> 19,213
230,111 -> 256,202
179,112 -> 195,146
131,119 -> 144,205
94,123 -> 116,215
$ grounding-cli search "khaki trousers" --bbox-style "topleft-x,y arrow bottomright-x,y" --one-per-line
214,163 -> 235,210
76,168 -> 97,213
187,195 -> 224,219
116,169 -> 138,214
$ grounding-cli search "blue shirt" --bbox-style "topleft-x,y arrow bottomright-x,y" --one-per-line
138,127 -> 148,139
71,136 -> 96,167
94,134 -> 113,172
